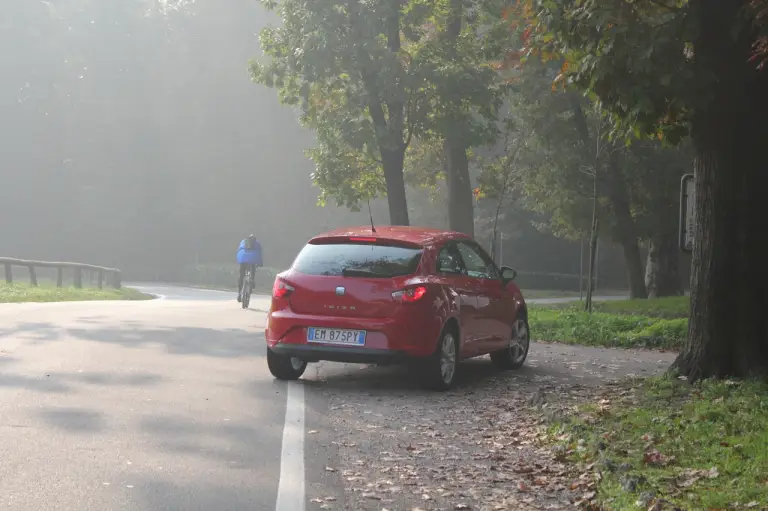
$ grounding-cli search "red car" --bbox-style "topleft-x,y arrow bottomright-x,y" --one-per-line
265,226 -> 530,390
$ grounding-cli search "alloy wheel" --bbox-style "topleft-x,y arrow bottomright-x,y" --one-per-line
440,333 -> 457,384
290,357 -> 305,371
510,319 -> 530,364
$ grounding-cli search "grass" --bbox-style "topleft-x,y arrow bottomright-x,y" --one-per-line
541,295 -> 690,318
544,376 -> 768,510
529,307 -> 687,350
0,282 -> 152,303
528,296 -> 690,350
587,296 -> 689,319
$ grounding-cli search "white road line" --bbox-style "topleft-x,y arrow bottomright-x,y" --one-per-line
275,382 -> 305,511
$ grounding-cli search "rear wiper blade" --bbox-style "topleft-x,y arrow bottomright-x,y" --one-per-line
341,267 -> 381,277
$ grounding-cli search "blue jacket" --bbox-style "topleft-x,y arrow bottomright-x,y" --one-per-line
237,239 -> 263,265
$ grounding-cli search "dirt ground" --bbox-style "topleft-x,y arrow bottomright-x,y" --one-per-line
304,342 -> 677,510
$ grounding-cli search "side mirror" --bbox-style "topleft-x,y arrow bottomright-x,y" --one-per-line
500,266 -> 517,282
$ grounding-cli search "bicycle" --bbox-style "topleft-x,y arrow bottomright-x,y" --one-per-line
241,268 -> 253,309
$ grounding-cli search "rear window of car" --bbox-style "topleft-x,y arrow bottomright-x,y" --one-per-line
292,242 -> 424,278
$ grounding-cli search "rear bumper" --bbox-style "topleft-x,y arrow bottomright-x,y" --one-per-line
266,308 -> 443,358
270,343 -> 410,365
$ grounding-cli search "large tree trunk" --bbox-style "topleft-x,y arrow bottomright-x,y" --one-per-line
440,0 -> 474,236
444,137 -> 475,236
605,153 -> 648,299
645,231 -> 682,298
619,238 -> 647,299
381,148 -> 410,226
350,0 -> 410,226
672,0 -> 768,379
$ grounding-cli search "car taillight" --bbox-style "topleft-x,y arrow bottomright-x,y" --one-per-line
392,285 -> 427,303
272,278 -> 294,298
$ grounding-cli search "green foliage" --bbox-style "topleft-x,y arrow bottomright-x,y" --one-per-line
546,377 -> 768,509
490,51 -> 691,243
412,0 -> 506,145
529,307 -> 687,349
251,0 -> 438,210
520,0 -> 767,141
252,0 -> 510,210
0,283 -> 151,303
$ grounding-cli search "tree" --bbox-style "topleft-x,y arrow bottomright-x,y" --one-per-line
496,58 -> 689,299
518,0 -> 768,379
251,0 -> 441,225
414,0 -> 506,236
474,125 -> 531,262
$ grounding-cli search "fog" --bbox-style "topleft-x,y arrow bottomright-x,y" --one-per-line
0,0 -> 631,289
0,1 -> 371,272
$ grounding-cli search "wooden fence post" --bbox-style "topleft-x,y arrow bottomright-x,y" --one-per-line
28,265 -> 38,286
4,263 -> 11,284
56,267 -> 63,287
74,267 -> 82,288
98,270 -> 104,289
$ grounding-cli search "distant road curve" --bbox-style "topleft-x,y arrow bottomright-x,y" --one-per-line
127,282 -> 624,305
126,282 -> 243,301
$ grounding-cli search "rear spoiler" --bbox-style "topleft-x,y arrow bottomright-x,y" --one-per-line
308,235 -> 423,249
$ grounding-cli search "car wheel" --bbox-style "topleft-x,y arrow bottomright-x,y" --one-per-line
267,347 -> 307,380
418,327 -> 459,391
490,315 -> 530,370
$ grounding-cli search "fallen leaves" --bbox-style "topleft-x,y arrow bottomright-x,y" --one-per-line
643,449 -> 676,468
676,467 -> 719,488
317,347 -> 685,510
324,380 -> 584,510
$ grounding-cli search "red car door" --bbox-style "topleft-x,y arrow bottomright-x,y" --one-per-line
435,242 -> 481,358
455,241 -> 514,353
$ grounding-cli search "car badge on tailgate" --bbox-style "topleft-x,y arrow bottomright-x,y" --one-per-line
324,304 -> 356,310
335,286 -> 346,296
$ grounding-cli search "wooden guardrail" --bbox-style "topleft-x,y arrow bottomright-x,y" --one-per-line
0,257 -> 121,289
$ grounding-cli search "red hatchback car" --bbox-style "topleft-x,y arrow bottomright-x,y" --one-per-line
265,226 -> 530,390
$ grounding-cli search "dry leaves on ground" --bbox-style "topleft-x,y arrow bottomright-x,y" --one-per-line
315,378 -> 607,510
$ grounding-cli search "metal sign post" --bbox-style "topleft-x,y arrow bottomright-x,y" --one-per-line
679,174 -> 695,253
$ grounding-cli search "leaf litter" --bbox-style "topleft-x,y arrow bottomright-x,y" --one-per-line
306,344 -> 674,510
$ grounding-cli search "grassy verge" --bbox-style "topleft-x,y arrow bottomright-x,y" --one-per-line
529,307 -> 687,350
528,296 -> 689,350
0,283 -> 152,303
543,377 -> 768,510
584,296 -> 689,319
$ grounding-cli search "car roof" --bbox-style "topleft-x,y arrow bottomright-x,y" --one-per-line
309,225 -> 472,247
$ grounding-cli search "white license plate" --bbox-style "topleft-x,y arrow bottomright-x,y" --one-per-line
307,327 -> 366,346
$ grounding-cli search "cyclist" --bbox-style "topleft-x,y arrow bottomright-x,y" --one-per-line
237,234 -> 263,302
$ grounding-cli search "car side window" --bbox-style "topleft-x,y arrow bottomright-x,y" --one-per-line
456,242 -> 500,280
436,244 -> 466,275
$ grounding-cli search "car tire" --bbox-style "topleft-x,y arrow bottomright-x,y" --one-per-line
418,327 -> 459,391
491,315 -> 530,370
267,347 -> 307,380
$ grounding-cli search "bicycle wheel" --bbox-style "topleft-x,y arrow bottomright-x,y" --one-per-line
241,276 -> 251,309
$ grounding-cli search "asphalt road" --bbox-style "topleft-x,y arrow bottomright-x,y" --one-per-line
0,286 -> 291,511
0,284 -> 637,511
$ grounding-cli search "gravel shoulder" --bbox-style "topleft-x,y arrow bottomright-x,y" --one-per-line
302,342 -> 677,510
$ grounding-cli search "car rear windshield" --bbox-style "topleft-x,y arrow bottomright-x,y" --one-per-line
292,242 -> 424,278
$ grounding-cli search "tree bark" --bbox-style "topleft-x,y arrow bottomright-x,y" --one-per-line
441,0 -> 475,236
444,137 -> 475,236
672,0 -> 768,379
381,148 -> 410,226
645,230 -> 682,298
605,153 -> 648,299
348,0 -> 410,225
